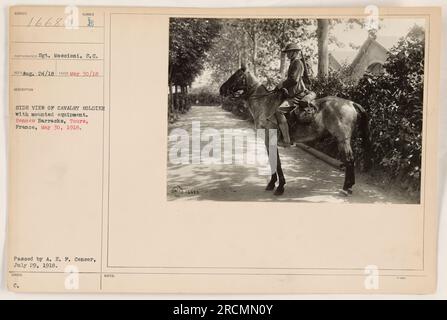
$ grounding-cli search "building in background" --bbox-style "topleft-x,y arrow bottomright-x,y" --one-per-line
329,36 -> 389,81
328,53 -> 342,71
348,36 -> 389,80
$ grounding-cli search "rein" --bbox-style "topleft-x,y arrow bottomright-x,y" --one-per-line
249,90 -> 278,100
243,82 -> 284,127
244,83 -> 278,100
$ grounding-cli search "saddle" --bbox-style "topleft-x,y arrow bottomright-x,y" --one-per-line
280,90 -> 318,125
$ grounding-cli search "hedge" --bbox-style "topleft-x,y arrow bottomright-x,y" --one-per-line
309,31 -> 424,193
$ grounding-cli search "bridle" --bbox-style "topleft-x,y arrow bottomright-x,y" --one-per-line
249,89 -> 279,100
230,71 -> 278,100
231,72 -> 285,128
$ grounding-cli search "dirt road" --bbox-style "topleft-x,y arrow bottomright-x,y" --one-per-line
167,106 -> 413,203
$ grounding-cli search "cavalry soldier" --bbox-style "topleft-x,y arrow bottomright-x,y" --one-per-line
275,43 -> 316,147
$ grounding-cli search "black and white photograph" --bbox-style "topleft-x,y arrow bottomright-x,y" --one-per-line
167,16 -> 426,204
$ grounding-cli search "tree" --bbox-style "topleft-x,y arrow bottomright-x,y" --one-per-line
169,18 -> 221,114
205,19 -> 246,88
347,27 -> 425,189
206,19 -> 316,88
317,19 -> 329,78
169,18 -> 221,87
316,18 -> 376,79
205,18 -> 363,88
257,19 -> 315,76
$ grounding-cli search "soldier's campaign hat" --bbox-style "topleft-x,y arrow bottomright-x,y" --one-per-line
282,43 -> 300,52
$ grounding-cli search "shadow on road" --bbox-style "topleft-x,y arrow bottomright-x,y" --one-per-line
167,106 -> 415,204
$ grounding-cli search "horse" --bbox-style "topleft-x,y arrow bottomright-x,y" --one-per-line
219,64 -> 372,196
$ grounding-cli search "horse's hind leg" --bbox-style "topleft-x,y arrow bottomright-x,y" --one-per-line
338,139 -> 355,195
343,160 -> 355,194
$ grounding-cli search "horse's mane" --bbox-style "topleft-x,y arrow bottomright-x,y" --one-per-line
245,71 -> 274,94
260,84 -> 270,93
245,71 -> 280,102
254,83 -> 275,95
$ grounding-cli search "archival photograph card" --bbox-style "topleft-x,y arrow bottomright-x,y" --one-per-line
7,6 -> 441,293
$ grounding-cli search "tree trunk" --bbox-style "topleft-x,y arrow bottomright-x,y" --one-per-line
240,32 -> 248,67
252,33 -> 257,76
317,19 -> 329,78
237,51 -> 242,69
174,85 -> 179,119
279,52 -> 286,76
279,21 -> 287,76
180,86 -> 185,113
168,81 -> 173,121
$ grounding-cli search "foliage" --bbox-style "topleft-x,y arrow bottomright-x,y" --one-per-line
309,63 -> 356,97
205,18 -> 317,89
168,93 -> 192,113
169,19 -> 221,86
204,18 -> 368,88
188,87 -> 222,106
310,27 -> 425,192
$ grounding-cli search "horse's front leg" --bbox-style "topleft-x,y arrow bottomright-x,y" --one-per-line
265,127 -> 286,195
264,129 -> 277,191
266,174 -> 277,191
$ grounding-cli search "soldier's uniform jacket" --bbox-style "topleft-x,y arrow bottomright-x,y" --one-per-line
282,57 -> 307,98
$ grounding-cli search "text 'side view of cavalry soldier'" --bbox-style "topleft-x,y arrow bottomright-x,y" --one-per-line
275,43 -> 317,147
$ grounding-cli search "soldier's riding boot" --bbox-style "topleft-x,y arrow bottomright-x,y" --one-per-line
276,112 -> 292,147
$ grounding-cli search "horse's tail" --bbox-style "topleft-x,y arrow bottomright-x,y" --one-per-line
353,102 -> 373,171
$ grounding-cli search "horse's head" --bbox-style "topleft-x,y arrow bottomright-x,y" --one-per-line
220,63 -> 283,130
219,63 -> 249,98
